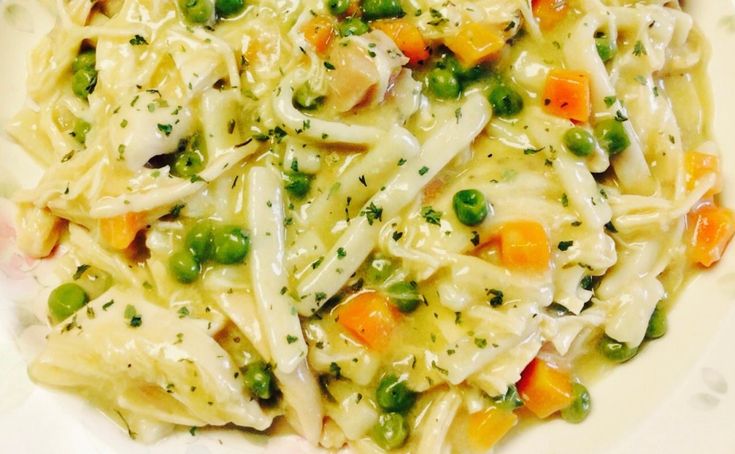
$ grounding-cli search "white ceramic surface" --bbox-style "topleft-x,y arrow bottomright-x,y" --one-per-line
1,1 -> 734,453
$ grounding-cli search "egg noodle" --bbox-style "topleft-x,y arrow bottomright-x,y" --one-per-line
9,0 -> 731,451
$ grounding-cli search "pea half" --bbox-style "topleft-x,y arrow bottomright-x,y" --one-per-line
595,36 -> 617,63
72,50 -> 96,73
48,283 -> 89,323
385,281 -> 421,313
376,374 -> 416,412
371,412 -> 408,450
361,0 -> 404,21
561,382 -> 592,423
179,0 -> 213,23
488,85 -> 524,118
365,255 -> 396,283
645,305 -> 667,340
339,17 -> 369,37
293,83 -> 325,111
72,118 -> 91,145
169,249 -> 201,284
598,334 -> 638,363
215,0 -> 245,18
427,68 -> 460,100
594,119 -> 630,156
72,67 -> 97,100
244,361 -> 275,400
212,225 -> 249,264
452,189 -> 489,226
563,127 -> 596,157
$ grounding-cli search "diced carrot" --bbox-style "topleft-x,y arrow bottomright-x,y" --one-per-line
517,357 -> 573,419
444,22 -> 505,67
687,204 -> 735,267
498,221 -> 550,272
542,69 -> 591,122
468,406 -> 518,451
685,151 -> 722,196
302,16 -> 334,54
337,291 -> 399,350
532,0 -> 569,31
372,19 -> 429,64
99,212 -> 145,250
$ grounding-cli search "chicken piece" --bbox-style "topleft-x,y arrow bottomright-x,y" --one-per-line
325,31 -> 408,113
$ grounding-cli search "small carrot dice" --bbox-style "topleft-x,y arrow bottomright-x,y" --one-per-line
542,69 -> 591,123
444,22 -> 505,67
517,357 -> 573,419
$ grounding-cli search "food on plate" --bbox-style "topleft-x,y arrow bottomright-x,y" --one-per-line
7,0 -> 731,451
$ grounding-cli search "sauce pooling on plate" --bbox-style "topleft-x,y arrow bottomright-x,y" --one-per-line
9,0 -> 733,451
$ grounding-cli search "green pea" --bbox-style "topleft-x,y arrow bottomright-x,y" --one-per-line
595,36 -> 617,63
244,361 -> 275,400
492,384 -> 523,411
48,283 -> 89,323
179,0 -> 214,23
185,221 -> 214,262
284,171 -> 312,198
293,83 -> 325,110
339,17 -> 369,37
72,118 -> 91,145
72,67 -> 97,100
561,383 -> 592,423
386,281 -> 420,313
212,225 -> 249,264
172,133 -> 208,177
563,127 -> 596,157
488,85 -> 524,117
72,50 -> 96,73
74,266 -> 112,300
452,189 -> 489,226
328,0 -> 350,15
365,255 -> 395,283
361,0 -> 404,21
427,68 -> 460,99
645,305 -> 667,340
215,0 -> 245,18
438,55 -> 485,83
594,119 -> 630,156
376,374 -> 416,412
169,250 -> 201,283
598,334 -> 638,363
371,412 -> 408,450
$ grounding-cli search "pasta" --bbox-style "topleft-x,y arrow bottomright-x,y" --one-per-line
8,0 -> 734,452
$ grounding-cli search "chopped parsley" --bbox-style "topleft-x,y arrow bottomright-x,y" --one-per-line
558,240 -> 574,251
487,289 -> 504,307
73,264 -> 90,280
129,34 -> 148,45
124,304 -> 142,328
157,123 -> 173,136
361,202 -> 383,225
420,206 -> 442,225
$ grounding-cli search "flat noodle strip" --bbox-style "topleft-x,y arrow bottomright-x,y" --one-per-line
247,166 -> 307,373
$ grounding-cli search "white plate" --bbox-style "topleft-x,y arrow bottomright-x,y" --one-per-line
1,1 -> 734,453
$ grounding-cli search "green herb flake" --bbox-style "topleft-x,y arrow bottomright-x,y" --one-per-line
558,240 -> 574,251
